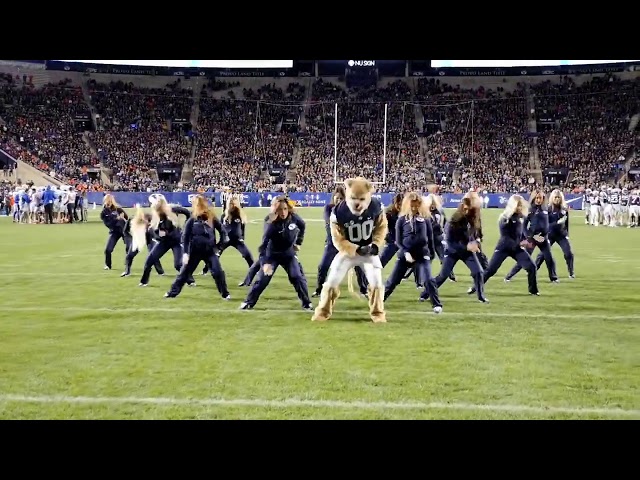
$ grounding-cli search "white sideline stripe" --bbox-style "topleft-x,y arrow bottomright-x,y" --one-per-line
0,394 -> 637,417
1,306 -> 638,320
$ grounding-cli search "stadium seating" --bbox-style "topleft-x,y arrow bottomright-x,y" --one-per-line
0,71 -> 637,194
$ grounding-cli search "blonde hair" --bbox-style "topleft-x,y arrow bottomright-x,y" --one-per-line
427,193 -> 442,211
500,194 -> 529,222
103,194 -> 118,209
151,197 -> 178,229
463,190 -> 483,210
191,195 -> 211,219
225,196 -> 247,224
130,207 -> 148,253
529,189 -> 547,208
549,189 -> 568,209
400,192 -> 430,218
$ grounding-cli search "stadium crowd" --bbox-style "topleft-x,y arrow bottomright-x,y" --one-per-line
87,80 -> 194,192
533,75 -> 639,190
0,72 -> 637,195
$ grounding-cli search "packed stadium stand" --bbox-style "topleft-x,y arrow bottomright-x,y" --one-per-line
1,62 -> 639,195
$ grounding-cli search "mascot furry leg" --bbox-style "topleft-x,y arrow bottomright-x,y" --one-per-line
312,285 -> 341,322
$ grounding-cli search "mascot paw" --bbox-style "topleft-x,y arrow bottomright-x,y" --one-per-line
371,313 -> 387,324
311,312 -> 329,322
263,264 -> 274,276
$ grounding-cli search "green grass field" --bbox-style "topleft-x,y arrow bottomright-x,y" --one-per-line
0,207 -> 638,420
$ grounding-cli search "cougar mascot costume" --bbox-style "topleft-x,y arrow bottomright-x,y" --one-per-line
312,177 -> 388,323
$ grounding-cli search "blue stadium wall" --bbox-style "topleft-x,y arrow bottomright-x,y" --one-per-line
87,192 -> 585,210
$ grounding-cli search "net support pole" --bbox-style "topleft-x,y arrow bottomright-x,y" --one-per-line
253,101 -> 259,160
382,102 -> 388,184
334,102 -> 338,183
471,101 -> 474,167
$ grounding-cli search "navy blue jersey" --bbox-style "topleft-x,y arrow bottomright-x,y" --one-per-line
395,214 -> 435,260
548,206 -> 569,238
524,205 -> 550,239
154,215 -> 180,241
262,212 -> 305,245
223,209 -> 246,240
430,208 -> 446,239
258,215 -> 301,260
172,206 -> 191,220
291,213 -> 306,245
331,198 -> 383,247
101,206 -> 127,231
323,204 -> 334,244
384,209 -> 399,244
182,217 -> 218,254
630,194 -> 640,206
444,215 -> 476,254
497,213 -> 527,250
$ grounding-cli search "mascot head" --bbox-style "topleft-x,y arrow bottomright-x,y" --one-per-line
149,193 -> 166,208
344,177 -> 374,216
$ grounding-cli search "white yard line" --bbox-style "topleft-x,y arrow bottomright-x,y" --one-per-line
0,393 -> 636,417
0,306 -> 637,320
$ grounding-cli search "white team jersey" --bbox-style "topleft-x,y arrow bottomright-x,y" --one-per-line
609,191 -> 620,205
620,194 -> 629,207
590,194 -> 600,205
68,191 -> 77,204
599,192 -> 608,204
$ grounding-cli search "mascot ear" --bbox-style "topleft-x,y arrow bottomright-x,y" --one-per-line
344,178 -> 354,189
365,180 -> 374,193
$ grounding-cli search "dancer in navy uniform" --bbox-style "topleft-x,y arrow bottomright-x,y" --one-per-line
165,195 -> 230,299
241,196 -> 306,288
100,194 -> 128,270
463,191 -> 489,272
139,198 -> 195,287
470,194 -> 539,296
536,189 -> 574,278
504,190 -> 558,283
240,196 -> 311,310
120,209 -> 165,277
239,212 -> 270,286
203,196 -> 254,276
379,193 -> 403,267
313,186 -> 368,298
431,194 -> 488,303
428,193 -> 458,282
384,193 -> 442,313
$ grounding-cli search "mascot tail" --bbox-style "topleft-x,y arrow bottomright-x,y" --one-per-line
347,268 -> 364,300
130,208 -> 148,254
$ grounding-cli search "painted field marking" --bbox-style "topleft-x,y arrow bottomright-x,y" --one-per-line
0,393 -> 637,417
0,306 -> 637,321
